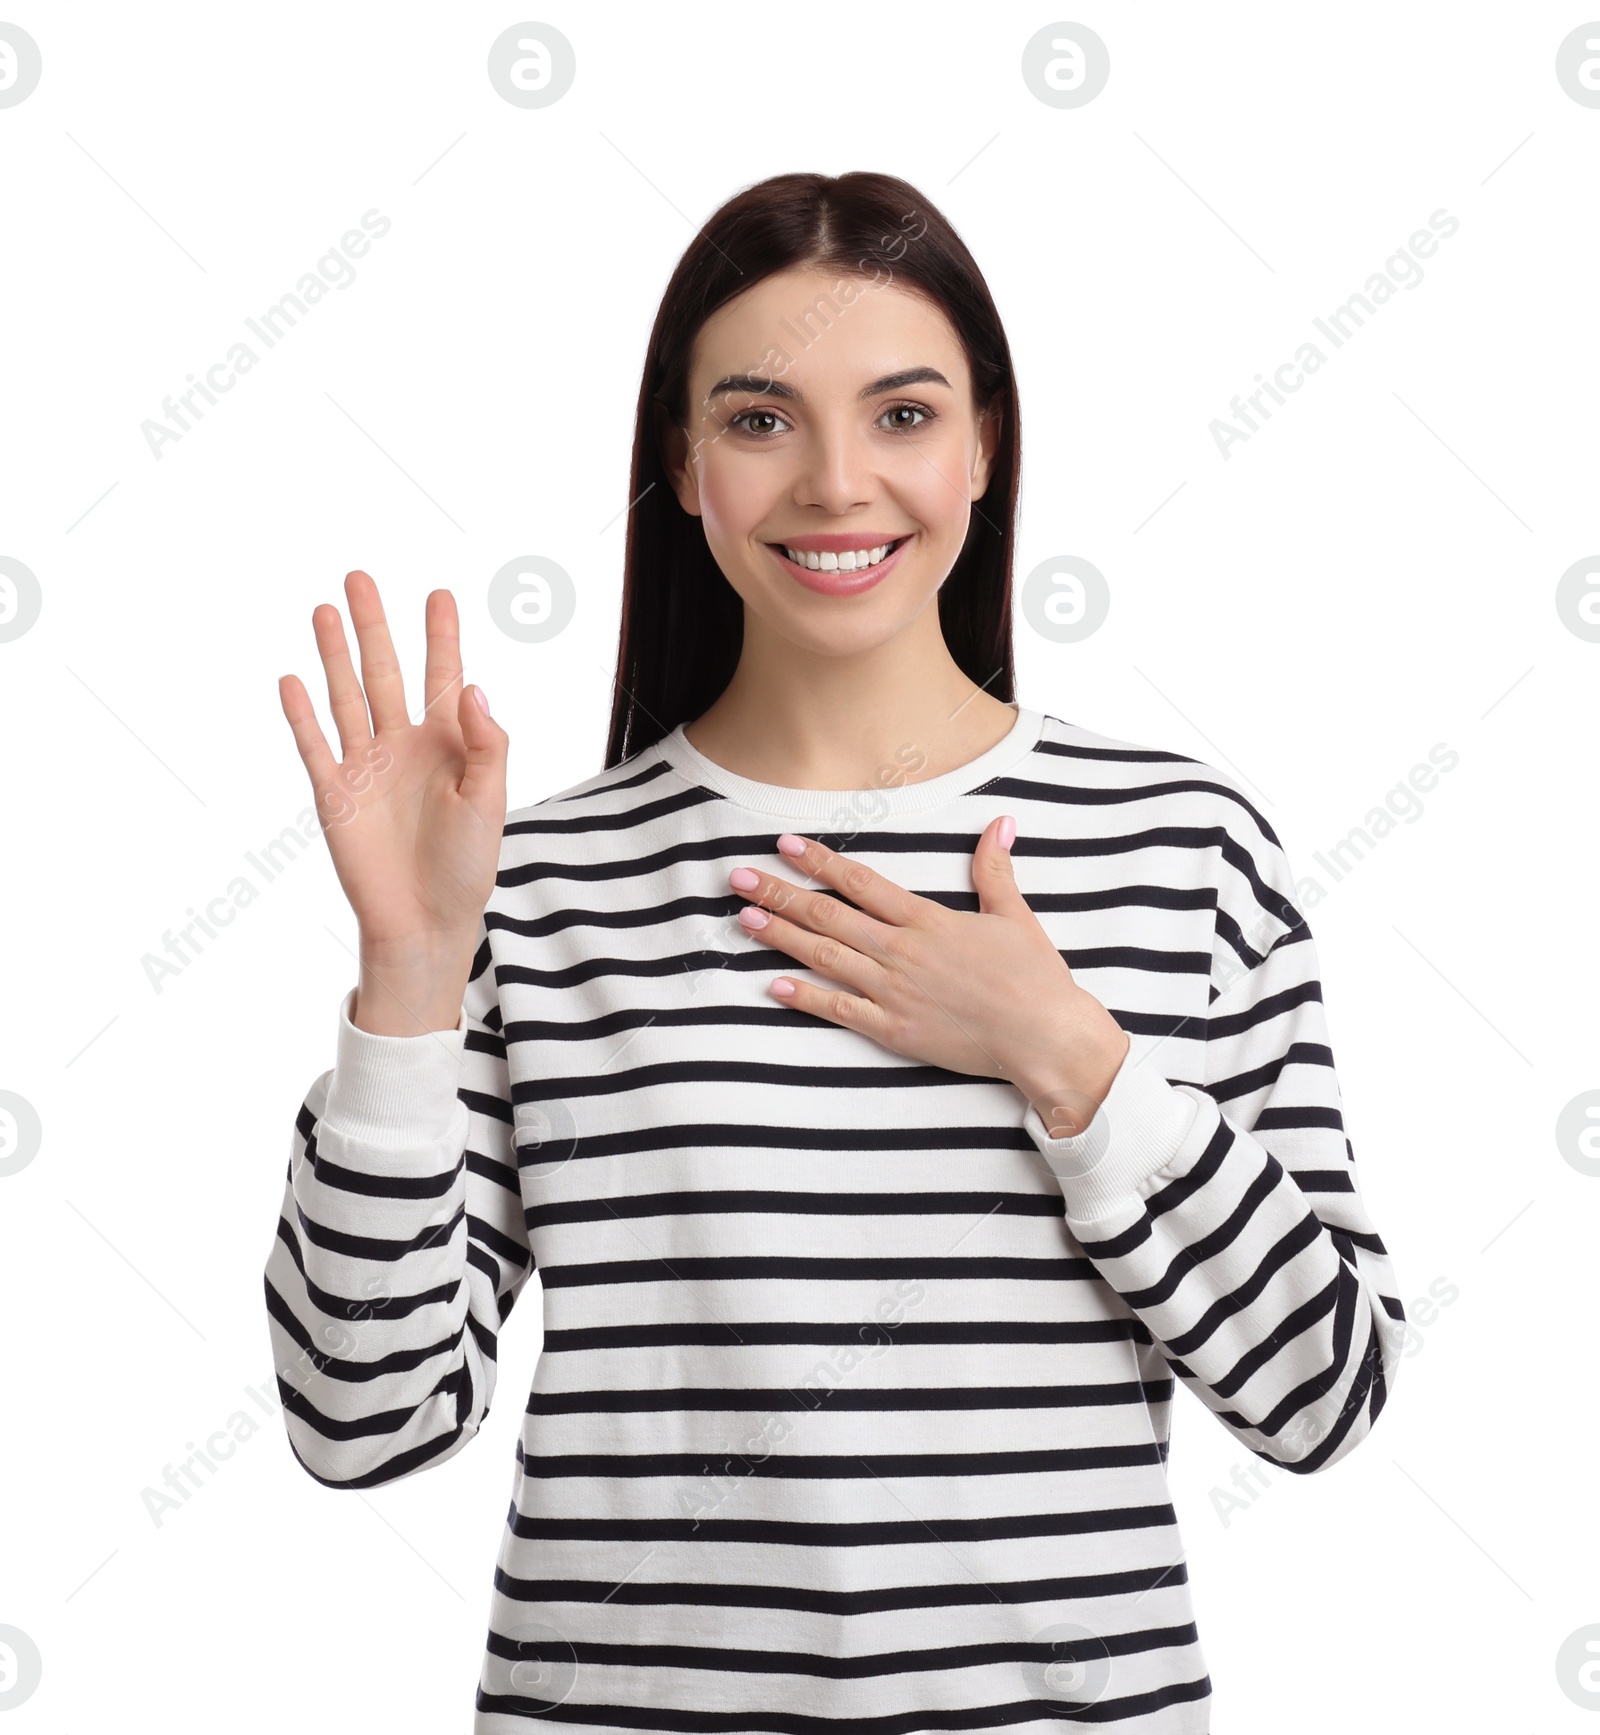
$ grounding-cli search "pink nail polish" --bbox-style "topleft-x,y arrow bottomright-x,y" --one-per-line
997,815 -> 1016,851
776,833 -> 807,857
729,867 -> 760,890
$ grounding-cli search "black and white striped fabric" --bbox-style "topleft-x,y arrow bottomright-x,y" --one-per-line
263,703 -> 1404,1732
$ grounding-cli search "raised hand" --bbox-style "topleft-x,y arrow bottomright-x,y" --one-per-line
278,571 -> 509,1033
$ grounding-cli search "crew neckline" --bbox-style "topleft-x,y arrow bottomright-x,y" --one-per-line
655,703 -> 1047,820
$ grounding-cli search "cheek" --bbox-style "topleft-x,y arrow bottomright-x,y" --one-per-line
696,452 -> 770,546
896,445 -> 972,539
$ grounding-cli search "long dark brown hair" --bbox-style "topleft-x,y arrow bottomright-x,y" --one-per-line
603,170 -> 1022,769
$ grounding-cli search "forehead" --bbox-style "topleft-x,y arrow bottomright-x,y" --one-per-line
687,267 -> 967,396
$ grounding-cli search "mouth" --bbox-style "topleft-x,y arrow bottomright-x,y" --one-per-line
764,534 -> 914,596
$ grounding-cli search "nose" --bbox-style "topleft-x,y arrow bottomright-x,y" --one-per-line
792,416 -> 877,513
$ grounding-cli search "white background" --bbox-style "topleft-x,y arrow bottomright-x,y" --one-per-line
2,3 -> 1596,1730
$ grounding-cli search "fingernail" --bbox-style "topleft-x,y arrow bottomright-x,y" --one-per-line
996,814 -> 1016,851
771,978 -> 796,998
472,685 -> 490,716
738,906 -> 770,929
729,867 -> 760,890
776,833 -> 807,857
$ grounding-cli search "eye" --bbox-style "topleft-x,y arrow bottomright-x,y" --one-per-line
725,401 -> 936,438
727,407 -> 791,437
879,401 -> 934,432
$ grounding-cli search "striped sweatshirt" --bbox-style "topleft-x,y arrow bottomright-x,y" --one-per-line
263,701 -> 1405,1733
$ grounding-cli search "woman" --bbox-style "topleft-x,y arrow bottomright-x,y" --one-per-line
265,170 -> 1403,1732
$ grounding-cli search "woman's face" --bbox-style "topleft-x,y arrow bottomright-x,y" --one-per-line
664,265 -> 1001,657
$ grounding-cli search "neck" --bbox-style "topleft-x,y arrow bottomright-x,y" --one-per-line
681,609 -> 1018,790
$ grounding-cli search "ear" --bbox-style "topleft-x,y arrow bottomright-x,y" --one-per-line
970,399 -> 1004,502
656,403 -> 703,518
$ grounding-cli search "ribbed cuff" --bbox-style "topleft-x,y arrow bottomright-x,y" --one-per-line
321,986 -> 469,1146
1022,1048 -> 1201,1222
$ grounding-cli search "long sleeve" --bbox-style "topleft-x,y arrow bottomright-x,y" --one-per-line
1021,805 -> 1405,1475
262,918 -> 535,1488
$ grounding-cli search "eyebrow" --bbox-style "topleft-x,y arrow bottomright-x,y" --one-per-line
703,366 -> 952,404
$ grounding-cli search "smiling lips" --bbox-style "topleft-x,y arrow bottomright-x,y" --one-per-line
766,532 -> 914,596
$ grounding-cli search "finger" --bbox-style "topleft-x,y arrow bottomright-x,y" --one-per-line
730,865 -> 891,962
420,588 -> 465,723
278,671 -> 341,793
735,902 -> 887,999
767,971 -> 889,1040
311,599 -> 375,756
770,832 -> 927,928
456,683 -> 507,828
973,814 -> 1030,918
344,569 -> 411,733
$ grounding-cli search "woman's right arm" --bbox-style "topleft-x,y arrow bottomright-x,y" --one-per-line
260,573 -> 534,1487
262,913 -> 535,1487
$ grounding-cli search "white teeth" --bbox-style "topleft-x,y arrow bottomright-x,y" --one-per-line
781,539 -> 900,571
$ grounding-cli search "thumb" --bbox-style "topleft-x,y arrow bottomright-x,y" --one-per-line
974,814 -> 1029,918
457,683 -> 508,822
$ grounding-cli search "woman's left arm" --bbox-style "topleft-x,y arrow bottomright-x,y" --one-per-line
728,814 -> 1407,1476
1018,822 -> 1408,1477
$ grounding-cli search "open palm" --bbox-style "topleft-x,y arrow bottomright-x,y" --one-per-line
278,571 -> 508,956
